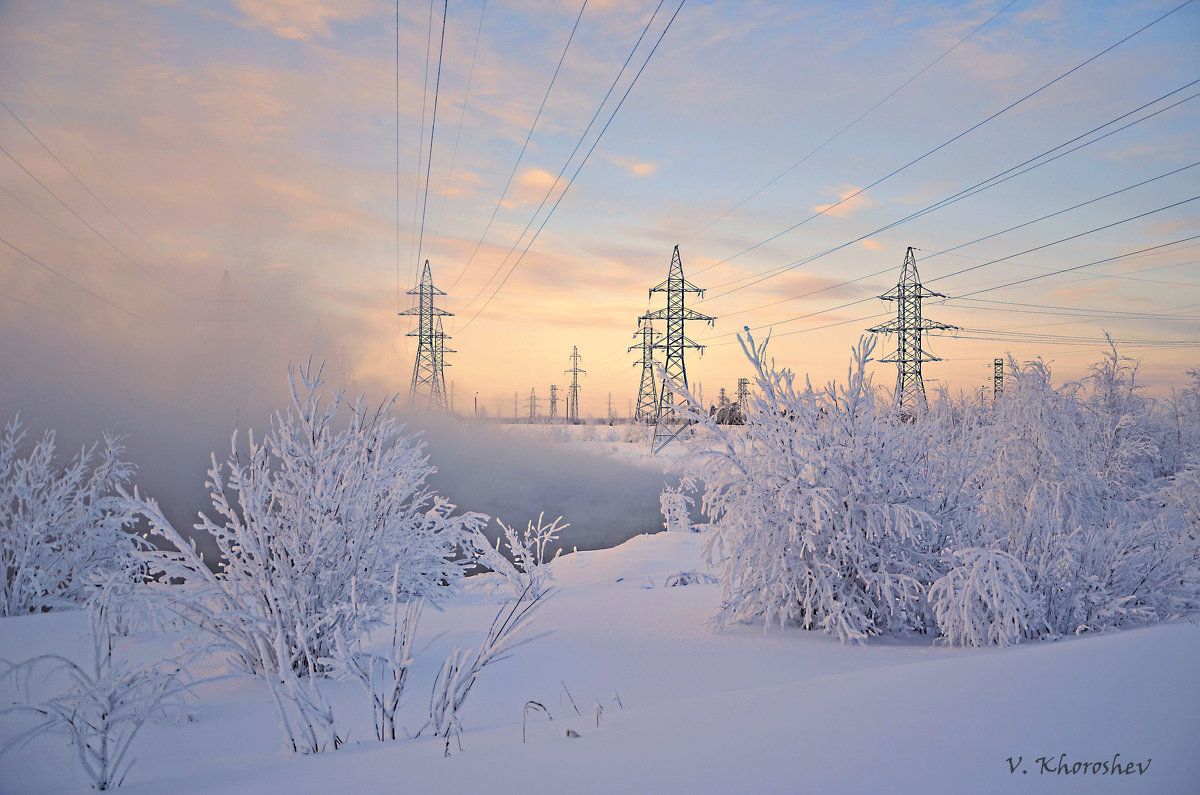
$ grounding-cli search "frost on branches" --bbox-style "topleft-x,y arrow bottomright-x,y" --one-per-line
675,332 -> 1200,647
120,362 -> 489,681
0,417 -> 142,617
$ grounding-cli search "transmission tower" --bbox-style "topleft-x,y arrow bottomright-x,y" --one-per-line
399,260 -> 453,411
629,319 -> 661,423
529,388 -> 538,422
993,358 -> 1004,403
514,391 -> 519,420
607,392 -> 614,424
565,346 -> 585,423
867,247 -> 955,418
549,384 -> 559,420
643,245 -> 715,451
736,377 -> 750,406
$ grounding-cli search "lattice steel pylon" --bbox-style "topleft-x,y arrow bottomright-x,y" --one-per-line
867,247 -> 956,418
993,358 -> 1004,403
736,377 -> 750,406
565,346 -> 585,423
528,388 -> 538,422
643,245 -> 715,451
549,384 -> 559,421
629,318 -> 661,423
399,260 -> 453,411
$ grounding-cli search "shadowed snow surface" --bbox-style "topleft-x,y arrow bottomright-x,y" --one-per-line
1,532 -> 1197,794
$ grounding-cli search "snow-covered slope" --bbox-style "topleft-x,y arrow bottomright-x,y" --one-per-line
2,531 -> 1197,794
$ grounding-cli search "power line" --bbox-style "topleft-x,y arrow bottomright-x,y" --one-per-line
414,0 -> 449,275
0,141 -> 172,292
699,0 -> 1195,279
926,196 -> 1200,289
686,0 -> 1021,254
921,160 -> 1200,261
0,234 -> 143,321
457,0 -> 667,315
703,77 -> 1200,301
951,328 -> 1200,348
430,0 -> 489,247
0,182 -> 128,271
457,0 -> 687,333
403,0 -> 408,317
704,214 -> 1200,346
947,233 -> 1200,299
450,0 -> 590,291
936,253 -> 1200,289
705,160 -> 1200,332
0,98 -> 177,288
0,55 -> 180,263
409,0 -> 436,291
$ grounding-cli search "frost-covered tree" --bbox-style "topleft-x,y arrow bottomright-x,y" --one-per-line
120,363 -> 489,681
0,418 -> 141,616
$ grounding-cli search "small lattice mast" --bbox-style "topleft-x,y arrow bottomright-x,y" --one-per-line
993,358 -> 1004,403
549,384 -> 559,420
565,346 -> 585,423
399,260 -> 453,411
643,245 -> 715,451
867,247 -> 955,417
629,318 -> 660,423
736,377 -> 750,407
528,388 -> 538,422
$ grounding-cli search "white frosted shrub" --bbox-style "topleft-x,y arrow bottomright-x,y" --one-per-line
120,362 -> 488,679
685,334 -> 938,644
678,331 -> 1200,646
929,548 -> 1035,647
0,418 -> 141,616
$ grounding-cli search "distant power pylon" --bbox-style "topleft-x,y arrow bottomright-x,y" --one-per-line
736,377 -> 750,407
643,245 -> 715,451
529,388 -> 538,422
993,358 -> 1004,403
868,247 -> 955,418
399,260 -> 453,411
629,319 -> 661,423
565,346 -> 585,423
607,392 -> 614,424
514,391 -> 519,420
549,384 -> 559,421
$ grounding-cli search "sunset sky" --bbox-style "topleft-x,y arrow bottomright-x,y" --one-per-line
1,0 -> 1197,451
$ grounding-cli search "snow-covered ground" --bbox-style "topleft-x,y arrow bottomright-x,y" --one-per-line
3,530 -> 1197,794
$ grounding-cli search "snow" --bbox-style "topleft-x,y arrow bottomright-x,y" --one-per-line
3,529 -> 1197,794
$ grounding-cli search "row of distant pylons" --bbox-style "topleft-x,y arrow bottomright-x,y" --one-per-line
401,247 -> 1002,436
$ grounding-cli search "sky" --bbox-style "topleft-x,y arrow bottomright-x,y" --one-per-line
0,0 -> 1197,468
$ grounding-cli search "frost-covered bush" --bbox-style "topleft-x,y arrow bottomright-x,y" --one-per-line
660,484 -> 695,533
929,548 -> 1034,647
0,594 -> 191,789
482,513 -> 566,595
678,331 -> 1200,646
330,575 -> 423,743
422,582 -> 551,753
120,363 -> 488,681
0,418 -> 142,616
969,350 -> 1197,639
685,335 -> 939,644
